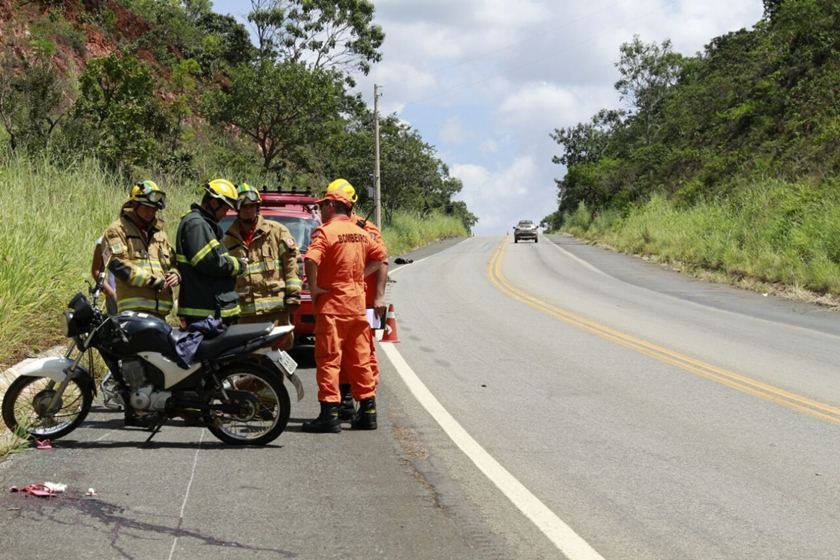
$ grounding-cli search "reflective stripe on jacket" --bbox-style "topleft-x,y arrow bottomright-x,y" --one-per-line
175,204 -> 241,319
224,216 -> 301,317
102,207 -> 176,316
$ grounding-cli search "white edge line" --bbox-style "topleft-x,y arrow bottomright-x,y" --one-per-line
380,342 -> 605,560
168,429 -> 205,560
546,237 -> 607,277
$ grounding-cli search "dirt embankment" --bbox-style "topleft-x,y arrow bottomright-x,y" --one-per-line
5,0 -> 164,79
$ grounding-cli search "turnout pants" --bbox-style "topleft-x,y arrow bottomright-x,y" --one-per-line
315,314 -> 375,403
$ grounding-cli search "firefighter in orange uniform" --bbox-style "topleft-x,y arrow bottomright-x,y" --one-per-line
321,179 -> 389,420
302,186 -> 387,433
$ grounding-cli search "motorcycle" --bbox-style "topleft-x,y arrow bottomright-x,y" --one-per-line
2,277 -> 304,446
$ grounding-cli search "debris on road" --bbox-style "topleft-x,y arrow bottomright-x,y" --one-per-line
85,488 -> 97,497
43,482 -> 66,493
394,257 -> 414,264
9,484 -> 57,497
34,439 -> 52,449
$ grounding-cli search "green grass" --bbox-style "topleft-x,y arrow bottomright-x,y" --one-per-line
559,179 -> 840,296
381,211 -> 468,256
0,155 -> 196,371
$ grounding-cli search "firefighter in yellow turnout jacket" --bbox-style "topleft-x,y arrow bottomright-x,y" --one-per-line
102,180 -> 180,319
224,184 -> 301,342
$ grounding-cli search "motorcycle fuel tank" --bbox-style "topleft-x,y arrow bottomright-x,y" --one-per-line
112,311 -> 174,356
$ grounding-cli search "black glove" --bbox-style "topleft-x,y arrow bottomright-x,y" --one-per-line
148,276 -> 165,291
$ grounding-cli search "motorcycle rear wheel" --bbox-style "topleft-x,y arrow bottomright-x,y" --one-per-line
207,363 -> 290,446
2,375 -> 93,440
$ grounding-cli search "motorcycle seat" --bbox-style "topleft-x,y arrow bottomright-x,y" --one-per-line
194,323 -> 273,361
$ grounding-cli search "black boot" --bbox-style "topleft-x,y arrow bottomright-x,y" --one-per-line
338,384 -> 355,421
302,402 -> 341,433
351,397 -> 377,430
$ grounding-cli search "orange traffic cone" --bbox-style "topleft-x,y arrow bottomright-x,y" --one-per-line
380,304 -> 400,343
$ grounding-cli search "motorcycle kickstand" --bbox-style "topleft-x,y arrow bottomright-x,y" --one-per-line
142,418 -> 167,447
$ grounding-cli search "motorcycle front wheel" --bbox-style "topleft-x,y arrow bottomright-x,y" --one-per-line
2,375 -> 93,440
206,363 -> 290,446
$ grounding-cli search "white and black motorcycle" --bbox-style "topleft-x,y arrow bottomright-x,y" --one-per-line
2,279 -> 304,446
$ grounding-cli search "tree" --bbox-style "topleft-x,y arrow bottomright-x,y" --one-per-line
182,0 -> 212,22
615,36 -> 683,144
248,0 -> 384,82
763,0 -> 784,19
550,109 -> 624,168
72,54 -> 170,172
323,111 -> 476,229
192,12 -> 255,70
205,60 -> 346,174
447,199 -> 478,231
0,38 -> 73,154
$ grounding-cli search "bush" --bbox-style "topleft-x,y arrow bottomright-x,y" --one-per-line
561,179 -> 840,295
381,211 -> 467,256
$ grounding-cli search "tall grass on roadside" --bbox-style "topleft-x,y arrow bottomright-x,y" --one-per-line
0,155 -> 195,370
560,179 -> 840,295
381,211 -> 467,256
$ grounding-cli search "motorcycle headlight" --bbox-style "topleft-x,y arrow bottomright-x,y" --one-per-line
64,310 -> 79,337
66,292 -> 93,336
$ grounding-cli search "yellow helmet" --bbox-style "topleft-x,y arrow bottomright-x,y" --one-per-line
129,180 -> 166,209
236,182 -> 262,206
204,178 -> 239,209
326,178 -> 358,203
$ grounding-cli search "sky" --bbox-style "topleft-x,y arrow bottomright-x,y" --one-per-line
214,0 -> 764,235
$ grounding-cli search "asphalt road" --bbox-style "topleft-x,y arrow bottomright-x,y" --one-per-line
2,233 -> 840,559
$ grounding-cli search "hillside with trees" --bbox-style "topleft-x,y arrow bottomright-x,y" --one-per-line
545,0 -> 840,296
0,0 -> 477,230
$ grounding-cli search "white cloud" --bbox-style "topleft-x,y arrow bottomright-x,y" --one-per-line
493,82 -> 618,162
452,156 -> 556,233
479,138 -> 499,154
439,116 -> 467,145
353,61 -> 438,116
497,82 -> 575,131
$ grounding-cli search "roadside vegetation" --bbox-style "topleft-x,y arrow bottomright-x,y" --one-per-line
545,0 -> 840,297
563,180 -> 840,296
382,212 -> 467,257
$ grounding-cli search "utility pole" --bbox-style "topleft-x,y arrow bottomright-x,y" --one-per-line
373,84 -> 382,228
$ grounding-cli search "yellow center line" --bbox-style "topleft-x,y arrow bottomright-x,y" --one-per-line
487,239 -> 840,425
